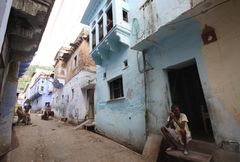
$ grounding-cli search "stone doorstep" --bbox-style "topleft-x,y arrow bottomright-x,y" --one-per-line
166,150 -> 212,162
188,139 -> 216,154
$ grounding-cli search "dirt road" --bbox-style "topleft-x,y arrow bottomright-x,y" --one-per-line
4,114 -> 145,162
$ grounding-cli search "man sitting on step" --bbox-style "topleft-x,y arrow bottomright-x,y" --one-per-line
161,104 -> 192,155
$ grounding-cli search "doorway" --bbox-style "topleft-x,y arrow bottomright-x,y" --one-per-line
167,61 -> 214,141
87,89 -> 95,120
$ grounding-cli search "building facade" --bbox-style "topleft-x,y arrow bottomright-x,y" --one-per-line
0,0 -> 54,156
52,29 -> 96,124
82,0 -> 240,153
82,0 -> 146,151
24,69 -> 53,111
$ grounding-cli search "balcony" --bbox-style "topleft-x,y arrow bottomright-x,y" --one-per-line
81,0 -> 130,66
91,25 -> 130,65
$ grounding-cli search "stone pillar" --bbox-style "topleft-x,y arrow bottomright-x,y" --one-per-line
0,61 -> 19,156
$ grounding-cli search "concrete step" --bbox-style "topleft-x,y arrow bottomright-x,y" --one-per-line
166,150 -> 212,162
188,139 -> 216,154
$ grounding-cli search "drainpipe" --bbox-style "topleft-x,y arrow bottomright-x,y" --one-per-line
142,50 -> 149,137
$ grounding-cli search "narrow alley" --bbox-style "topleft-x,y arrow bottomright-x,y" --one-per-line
1,0 -> 240,161
2,115 -> 144,162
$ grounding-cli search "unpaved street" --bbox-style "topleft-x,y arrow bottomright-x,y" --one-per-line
5,115 -> 144,162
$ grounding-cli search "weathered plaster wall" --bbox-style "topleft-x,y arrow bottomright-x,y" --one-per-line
52,70 -> 95,123
66,38 -> 94,82
129,0 -> 203,45
140,0 -> 240,146
0,61 -> 19,156
95,47 -> 146,151
144,19 -> 207,134
197,0 -> 240,144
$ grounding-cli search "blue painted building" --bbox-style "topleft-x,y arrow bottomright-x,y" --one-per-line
81,0 -> 146,151
24,69 -> 54,111
82,0 -> 240,152
131,0 -> 240,151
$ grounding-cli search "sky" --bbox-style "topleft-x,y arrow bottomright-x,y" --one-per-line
31,0 -> 90,67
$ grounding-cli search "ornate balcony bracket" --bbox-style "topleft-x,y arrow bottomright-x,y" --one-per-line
90,25 -> 130,66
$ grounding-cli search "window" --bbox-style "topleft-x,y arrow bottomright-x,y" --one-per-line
98,10 -> 103,19
106,0 -> 111,5
122,9 -> 128,22
109,76 -> 124,99
124,60 -> 128,67
106,5 -> 113,32
98,18 -> 103,42
92,28 -> 96,49
67,95 -> 69,103
72,89 -> 74,99
92,21 -> 96,28
45,102 -> 50,106
41,86 -> 44,91
74,55 -> 77,68
103,72 -> 106,79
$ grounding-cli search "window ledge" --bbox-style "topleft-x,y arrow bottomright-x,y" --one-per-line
107,97 -> 125,103
122,66 -> 129,70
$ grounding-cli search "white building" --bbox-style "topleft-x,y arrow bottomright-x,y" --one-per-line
52,29 -> 96,124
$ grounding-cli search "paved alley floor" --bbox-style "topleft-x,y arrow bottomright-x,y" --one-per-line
4,114 -> 145,162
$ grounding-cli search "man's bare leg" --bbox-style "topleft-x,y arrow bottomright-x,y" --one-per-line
180,129 -> 188,155
161,126 -> 178,150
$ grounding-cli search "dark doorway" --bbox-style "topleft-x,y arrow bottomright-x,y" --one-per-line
167,61 -> 214,141
87,89 -> 95,120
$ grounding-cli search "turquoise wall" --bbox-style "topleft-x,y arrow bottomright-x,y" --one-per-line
95,46 -> 146,151
144,19 -> 210,134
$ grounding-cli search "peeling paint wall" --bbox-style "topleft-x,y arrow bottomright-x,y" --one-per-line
95,48 -> 146,151
82,0 -> 240,152
144,19 -> 207,134
197,0 -> 240,144
0,61 -> 19,156
130,0 -> 203,45
52,31 -> 96,124
65,37 -> 95,82
135,0 -> 240,147
52,70 -> 95,124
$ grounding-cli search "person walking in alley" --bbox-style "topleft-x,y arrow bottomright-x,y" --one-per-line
161,104 -> 192,155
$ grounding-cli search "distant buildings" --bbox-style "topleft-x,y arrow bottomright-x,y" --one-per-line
24,69 -> 53,111
52,29 -> 96,124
